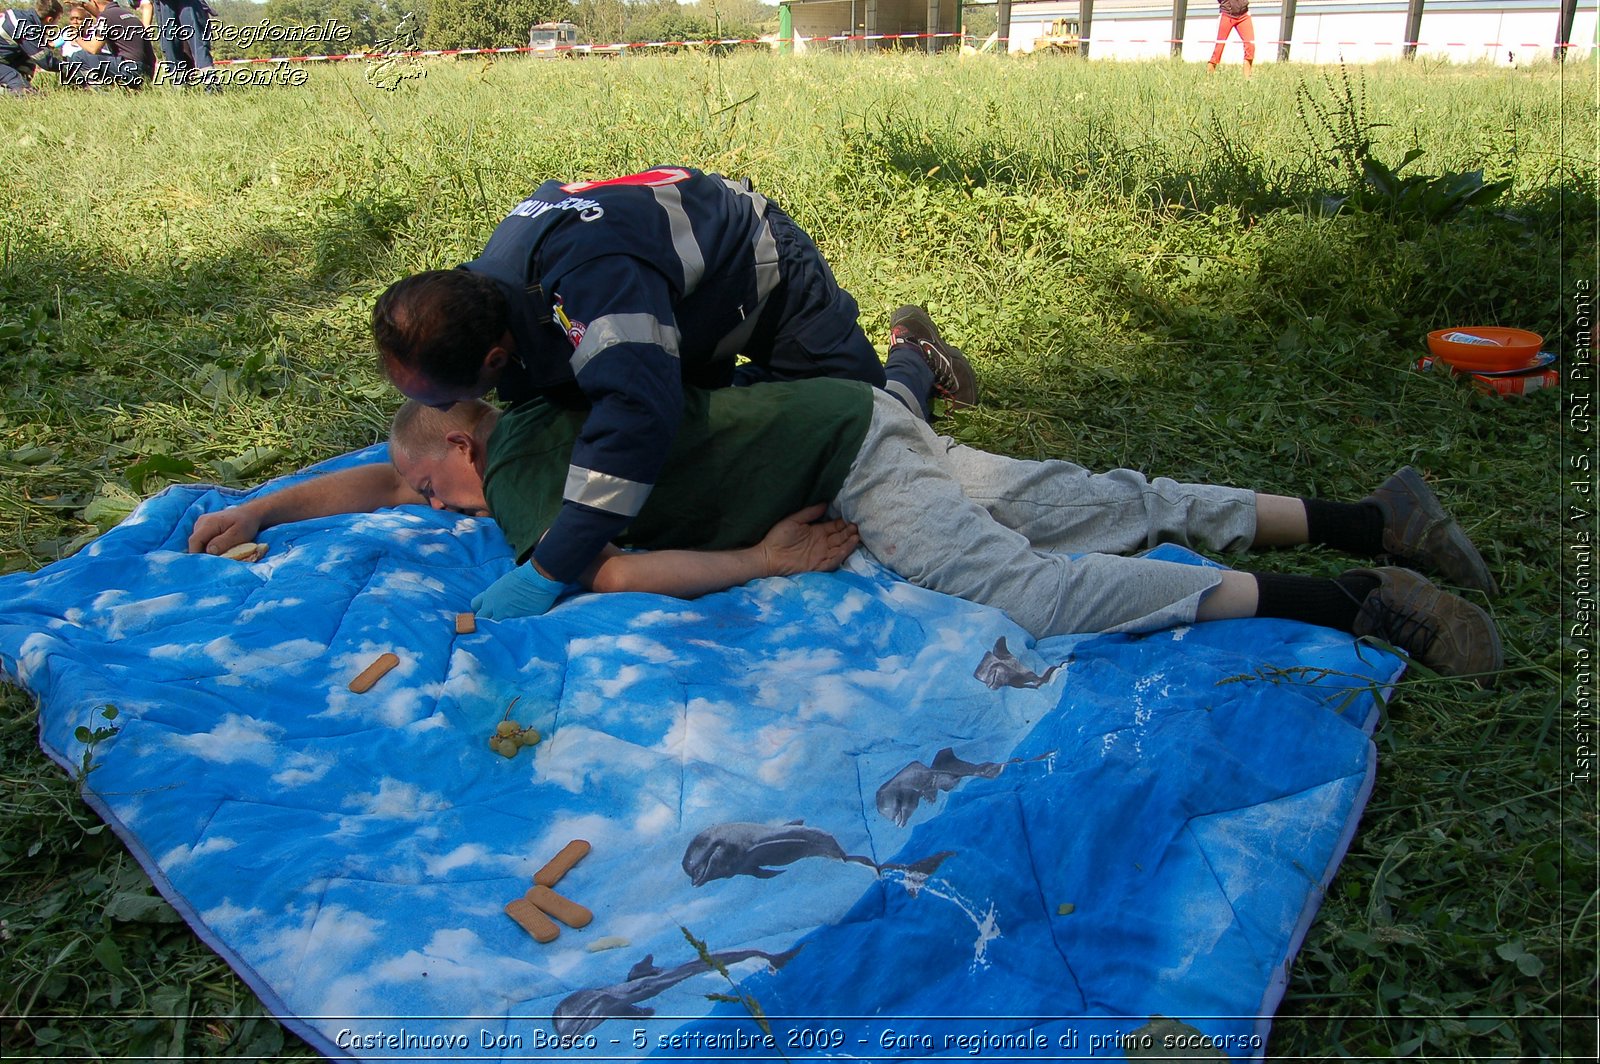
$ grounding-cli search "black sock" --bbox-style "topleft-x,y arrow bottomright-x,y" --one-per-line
1304,499 -> 1386,557
1253,571 -> 1381,632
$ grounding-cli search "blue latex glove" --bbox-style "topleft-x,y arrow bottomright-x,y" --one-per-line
471,562 -> 571,620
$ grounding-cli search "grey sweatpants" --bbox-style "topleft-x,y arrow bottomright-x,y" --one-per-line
832,391 -> 1259,639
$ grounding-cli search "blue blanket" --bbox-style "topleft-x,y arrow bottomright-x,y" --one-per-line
0,448 -> 1400,1061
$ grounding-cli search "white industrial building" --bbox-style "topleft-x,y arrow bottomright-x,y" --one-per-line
1002,0 -> 1594,64
781,0 -> 964,50
777,0 -> 1595,63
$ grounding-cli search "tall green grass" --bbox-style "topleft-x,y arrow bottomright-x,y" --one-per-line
1,51 -> 1594,1059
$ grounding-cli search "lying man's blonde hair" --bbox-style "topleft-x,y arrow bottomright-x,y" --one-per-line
388,399 -> 500,458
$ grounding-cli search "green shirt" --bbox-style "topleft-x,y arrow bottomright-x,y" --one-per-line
482,378 -> 873,564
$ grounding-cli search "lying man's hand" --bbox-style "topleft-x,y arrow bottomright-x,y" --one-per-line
472,561 -> 573,620
756,503 -> 861,577
188,507 -> 262,555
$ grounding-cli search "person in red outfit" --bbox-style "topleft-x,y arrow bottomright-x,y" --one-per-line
1207,0 -> 1254,76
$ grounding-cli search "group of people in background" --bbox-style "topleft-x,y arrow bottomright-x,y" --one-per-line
0,0 -> 213,92
4,0 -> 1262,93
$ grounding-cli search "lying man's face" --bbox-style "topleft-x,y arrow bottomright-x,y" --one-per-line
390,438 -> 491,517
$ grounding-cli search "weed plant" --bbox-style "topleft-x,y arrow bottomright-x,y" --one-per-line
0,52 -> 1594,1060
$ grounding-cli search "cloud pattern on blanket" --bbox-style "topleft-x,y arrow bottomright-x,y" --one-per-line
0,447 -> 1399,1060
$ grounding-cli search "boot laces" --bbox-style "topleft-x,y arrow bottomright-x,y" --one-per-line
1362,592 -> 1440,657
915,340 -> 961,391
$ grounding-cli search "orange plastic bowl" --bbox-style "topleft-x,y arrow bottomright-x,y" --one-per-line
1425,327 -> 1544,372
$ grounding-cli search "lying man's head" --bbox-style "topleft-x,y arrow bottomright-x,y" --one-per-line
388,399 -> 501,516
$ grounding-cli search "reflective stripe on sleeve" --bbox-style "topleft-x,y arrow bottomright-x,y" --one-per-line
721,178 -> 781,308
563,465 -> 653,517
569,312 -> 682,377
720,176 -> 770,218
651,182 -> 705,293
750,217 -> 780,305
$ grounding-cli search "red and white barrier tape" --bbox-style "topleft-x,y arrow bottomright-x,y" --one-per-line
210,31 -> 1579,67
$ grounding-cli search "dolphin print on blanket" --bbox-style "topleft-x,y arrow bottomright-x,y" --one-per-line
972,635 -> 1068,690
682,820 -> 956,884
875,747 -> 1054,828
0,449 -> 1402,1061
553,946 -> 804,1038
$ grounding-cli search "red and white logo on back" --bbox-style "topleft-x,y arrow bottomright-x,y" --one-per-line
561,168 -> 691,193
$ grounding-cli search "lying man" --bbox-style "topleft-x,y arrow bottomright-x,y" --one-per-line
191,380 -> 1502,679
373,166 -> 978,616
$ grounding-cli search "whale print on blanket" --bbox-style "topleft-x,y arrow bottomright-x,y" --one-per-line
0,448 -> 1402,1060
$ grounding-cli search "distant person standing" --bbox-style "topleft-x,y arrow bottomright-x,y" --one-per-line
146,0 -> 211,83
1206,0 -> 1254,76
0,5 -> 60,92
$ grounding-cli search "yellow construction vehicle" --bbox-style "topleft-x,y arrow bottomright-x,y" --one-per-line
1034,17 -> 1081,53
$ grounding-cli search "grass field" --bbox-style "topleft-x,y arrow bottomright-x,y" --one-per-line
0,49 -> 1595,1060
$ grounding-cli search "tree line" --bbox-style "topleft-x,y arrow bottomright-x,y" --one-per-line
205,0 -> 780,58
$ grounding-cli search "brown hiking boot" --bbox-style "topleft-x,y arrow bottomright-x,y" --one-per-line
889,305 -> 979,410
1348,567 -> 1503,680
1365,466 -> 1498,596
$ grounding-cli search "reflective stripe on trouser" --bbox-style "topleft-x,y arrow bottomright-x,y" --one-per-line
727,208 -> 937,420
0,60 -> 31,92
831,391 -> 1257,638
749,206 -> 882,384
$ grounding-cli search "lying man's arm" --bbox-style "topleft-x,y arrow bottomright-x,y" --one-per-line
580,504 -> 860,600
190,466 -> 857,606
187,463 -> 421,555
474,506 -> 861,620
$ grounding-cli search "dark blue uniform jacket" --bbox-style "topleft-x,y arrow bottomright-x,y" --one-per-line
462,166 -> 791,582
0,10 -> 61,74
